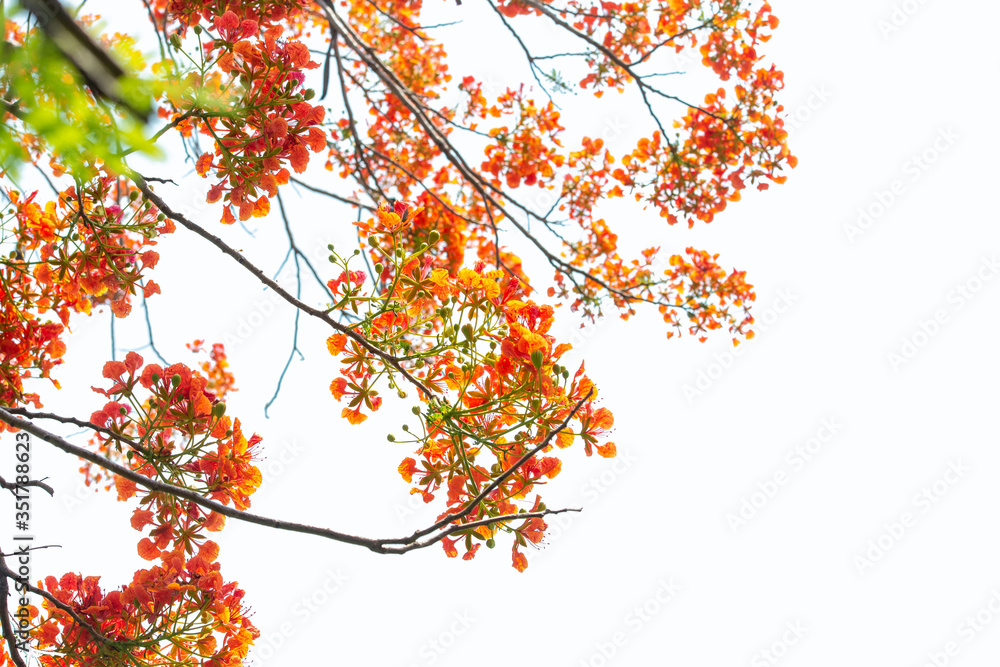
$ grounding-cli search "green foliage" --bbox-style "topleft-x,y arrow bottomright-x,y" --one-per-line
0,13 -> 158,179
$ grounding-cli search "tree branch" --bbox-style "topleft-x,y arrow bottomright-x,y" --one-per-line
0,401 -> 588,555
126,173 -> 436,400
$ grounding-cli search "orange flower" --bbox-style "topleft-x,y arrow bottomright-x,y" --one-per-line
512,546 -> 528,572
195,152 -> 214,177
137,538 -> 160,561
326,334 -> 348,355
329,377 -> 348,400
398,457 -> 417,483
342,406 -> 367,424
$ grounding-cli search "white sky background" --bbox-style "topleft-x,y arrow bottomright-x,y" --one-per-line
13,0 -> 1000,666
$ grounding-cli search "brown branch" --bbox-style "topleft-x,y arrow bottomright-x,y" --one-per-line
0,406 -> 381,550
382,389 -> 592,545
5,407 -> 154,461
0,474 -> 54,497
287,176 -> 374,211
0,555 -> 114,649
316,0 -> 697,313
0,404 -> 589,555
0,560 -> 27,667
126,173 -> 435,400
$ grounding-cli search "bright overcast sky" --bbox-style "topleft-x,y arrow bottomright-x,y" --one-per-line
18,1 -> 1000,666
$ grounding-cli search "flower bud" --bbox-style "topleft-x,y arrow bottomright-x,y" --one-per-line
171,374 -> 181,387
428,230 -> 441,244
